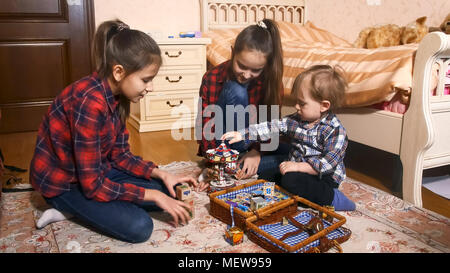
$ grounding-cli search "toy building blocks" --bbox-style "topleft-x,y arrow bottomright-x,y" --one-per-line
236,192 -> 250,201
263,182 -> 275,196
176,183 -> 193,201
250,197 -> 266,210
183,198 -> 195,219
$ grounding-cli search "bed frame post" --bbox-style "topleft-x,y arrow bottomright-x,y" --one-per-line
201,0 -> 209,32
400,32 -> 449,207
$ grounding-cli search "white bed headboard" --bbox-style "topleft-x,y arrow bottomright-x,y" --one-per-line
200,0 -> 306,31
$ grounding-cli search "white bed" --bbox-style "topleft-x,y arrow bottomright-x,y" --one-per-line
200,0 -> 450,207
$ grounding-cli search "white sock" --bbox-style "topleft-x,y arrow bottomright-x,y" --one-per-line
36,208 -> 72,229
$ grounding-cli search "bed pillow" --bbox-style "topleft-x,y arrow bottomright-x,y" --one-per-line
278,21 -> 352,47
203,21 -> 352,66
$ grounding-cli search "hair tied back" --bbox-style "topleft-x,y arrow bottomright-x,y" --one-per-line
117,22 -> 130,32
257,20 -> 267,29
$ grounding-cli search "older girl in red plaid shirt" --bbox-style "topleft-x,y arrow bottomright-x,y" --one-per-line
30,20 -> 197,243
198,19 -> 288,187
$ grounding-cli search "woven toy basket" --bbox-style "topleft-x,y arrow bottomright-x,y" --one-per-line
246,196 -> 351,253
209,179 -> 295,230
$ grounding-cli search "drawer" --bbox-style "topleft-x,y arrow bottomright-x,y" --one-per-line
153,69 -> 203,91
145,93 -> 198,119
160,45 -> 205,67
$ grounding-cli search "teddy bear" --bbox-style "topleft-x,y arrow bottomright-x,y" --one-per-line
429,13 -> 450,34
354,16 -> 428,48
401,16 -> 429,45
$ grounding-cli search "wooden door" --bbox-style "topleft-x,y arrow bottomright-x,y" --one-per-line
0,0 -> 95,133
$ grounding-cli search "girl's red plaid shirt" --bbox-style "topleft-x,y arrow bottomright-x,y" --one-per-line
30,72 -> 157,203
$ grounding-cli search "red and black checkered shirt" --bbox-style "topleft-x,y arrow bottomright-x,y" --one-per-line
197,61 -> 265,156
30,72 -> 157,203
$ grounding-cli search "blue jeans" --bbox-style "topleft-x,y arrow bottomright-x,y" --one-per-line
216,80 -> 290,177
257,142 -> 291,179
44,168 -> 171,243
216,80 -> 250,152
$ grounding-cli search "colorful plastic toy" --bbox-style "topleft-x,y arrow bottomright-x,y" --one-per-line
224,205 -> 244,245
179,31 -> 202,38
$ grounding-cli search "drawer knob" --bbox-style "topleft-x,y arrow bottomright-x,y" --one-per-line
166,100 -> 184,107
165,51 -> 182,58
165,76 -> 182,83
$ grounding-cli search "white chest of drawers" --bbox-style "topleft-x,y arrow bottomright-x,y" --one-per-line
129,38 -> 211,132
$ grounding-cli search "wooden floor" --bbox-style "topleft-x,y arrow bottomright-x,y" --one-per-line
1,124 -> 449,218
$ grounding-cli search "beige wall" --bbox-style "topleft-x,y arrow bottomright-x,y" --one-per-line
94,0 -> 450,43
93,0 -> 201,39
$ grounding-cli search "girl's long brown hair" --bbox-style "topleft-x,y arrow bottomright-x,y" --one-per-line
92,20 -> 162,123
232,19 -> 284,111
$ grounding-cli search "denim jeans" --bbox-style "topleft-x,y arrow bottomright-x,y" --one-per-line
257,142 -> 291,179
215,80 -> 291,177
215,80 -> 250,152
44,168 -> 171,243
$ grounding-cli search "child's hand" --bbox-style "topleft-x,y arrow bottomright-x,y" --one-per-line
152,168 -> 198,198
163,173 -> 198,198
235,149 -> 261,180
144,189 -> 192,227
196,181 -> 210,192
279,161 -> 319,176
279,161 -> 302,175
221,131 -> 243,144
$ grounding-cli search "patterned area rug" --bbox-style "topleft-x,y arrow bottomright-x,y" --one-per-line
0,161 -> 449,253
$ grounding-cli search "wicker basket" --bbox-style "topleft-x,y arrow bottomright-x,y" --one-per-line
246,196 -> 352,253
209,179 -> 295,230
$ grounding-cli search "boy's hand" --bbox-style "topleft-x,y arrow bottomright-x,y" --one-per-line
279,161 -> 301,175
279,161 -> 319,175
221,131 -> 243,144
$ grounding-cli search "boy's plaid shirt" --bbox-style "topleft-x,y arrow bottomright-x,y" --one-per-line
30,73 -> 157,203
241,112 -> 348,184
